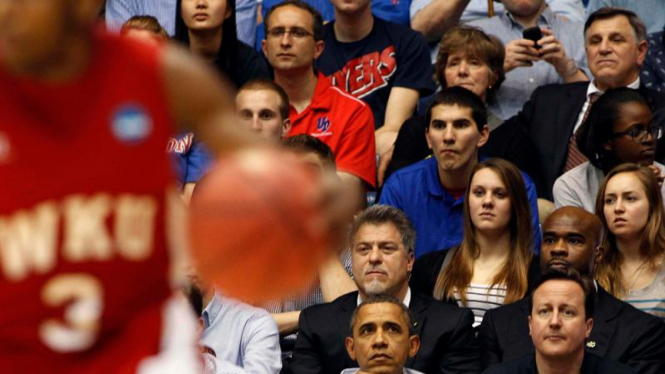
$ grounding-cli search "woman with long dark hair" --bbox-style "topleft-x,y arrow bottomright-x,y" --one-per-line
175,0 -> 270,88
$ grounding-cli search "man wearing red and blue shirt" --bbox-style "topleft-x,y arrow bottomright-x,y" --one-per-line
262,0 -> 377,191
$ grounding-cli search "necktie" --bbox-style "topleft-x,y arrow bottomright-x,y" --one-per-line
563,92 -> 601,172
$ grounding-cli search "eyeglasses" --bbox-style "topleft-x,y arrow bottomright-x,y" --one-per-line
611,125 -> 663,143
266,27 -> 315,39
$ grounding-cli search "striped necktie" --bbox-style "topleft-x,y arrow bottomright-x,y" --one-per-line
563,92 -> 601,172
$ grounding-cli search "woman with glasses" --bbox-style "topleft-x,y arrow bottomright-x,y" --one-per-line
175,0 -> 271,88
595,163 -> 665,319
553,87 -> 665,212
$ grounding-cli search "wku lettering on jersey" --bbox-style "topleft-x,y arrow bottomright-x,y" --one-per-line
165,133 -> 194,154
0,193 -> 158,282
329,45 -> 397,99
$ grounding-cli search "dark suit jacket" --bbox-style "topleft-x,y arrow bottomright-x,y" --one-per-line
477,286 -> 665,374
480,353 -> 636,374
286,291 -> 480,374
504,82 -> 665,200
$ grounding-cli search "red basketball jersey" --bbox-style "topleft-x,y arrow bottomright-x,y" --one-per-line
0,31 -> 179,373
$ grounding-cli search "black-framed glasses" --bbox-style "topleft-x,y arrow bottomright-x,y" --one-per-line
266,27 -> 315,39
611,125 -> 663,143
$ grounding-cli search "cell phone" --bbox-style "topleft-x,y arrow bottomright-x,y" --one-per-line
522,26 -> 543,49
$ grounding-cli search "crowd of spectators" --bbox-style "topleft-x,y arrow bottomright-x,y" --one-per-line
109,1 -> 665,373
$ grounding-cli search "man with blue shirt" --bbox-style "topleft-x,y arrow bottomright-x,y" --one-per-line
379,87 -> 540,258
467,0 -> 588,120
186,275 -> 282,374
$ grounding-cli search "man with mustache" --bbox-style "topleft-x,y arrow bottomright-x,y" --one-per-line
478,206 -> 665,374
287,205 -> 480,374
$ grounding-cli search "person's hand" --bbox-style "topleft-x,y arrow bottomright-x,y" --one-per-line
538,28 -> 577,78
648,164 -> 665,187
377,144 -> 394,187
503,38 -> 540,73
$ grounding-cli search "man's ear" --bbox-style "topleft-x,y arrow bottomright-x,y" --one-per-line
282,118 -> 292,137
528,315 -> 532,336
585,318 -> 594,338
477,125 -> 490,148
425,127 -> 433,150
314,40 -> 325,60
637,40 -> 648,67
345,337 -> 357,361
408,335 -> 421,358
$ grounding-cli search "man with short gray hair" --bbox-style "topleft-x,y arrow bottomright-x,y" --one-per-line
287,205 -> 480,374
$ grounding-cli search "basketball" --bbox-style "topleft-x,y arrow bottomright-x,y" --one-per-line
188,149 -> 331,303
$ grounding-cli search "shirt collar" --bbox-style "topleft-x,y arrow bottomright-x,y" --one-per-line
503,5 -> 553,29
288,72 -> 333,116
424,157 -> 446,197
587,77 -> 641,98
357,287 -> 412,307
201,292 -> 223,329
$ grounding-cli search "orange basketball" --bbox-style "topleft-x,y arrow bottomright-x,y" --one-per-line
188,150 -> 330,304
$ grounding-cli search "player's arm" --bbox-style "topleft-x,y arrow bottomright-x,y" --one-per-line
160,44 -> 257,155
410,0 -> 470,42
318,253 -> 356,302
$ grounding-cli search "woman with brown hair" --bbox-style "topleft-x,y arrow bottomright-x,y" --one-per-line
595,163 -> 665,319
410,158 -> 539,327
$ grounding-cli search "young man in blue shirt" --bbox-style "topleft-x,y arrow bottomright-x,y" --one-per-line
379,87 -> 541,258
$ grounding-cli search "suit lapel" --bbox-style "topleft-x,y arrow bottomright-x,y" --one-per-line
552,83 -> 589,173
337,293 -> 360,368
405,293 -> 428,367
586,287 -> 620,357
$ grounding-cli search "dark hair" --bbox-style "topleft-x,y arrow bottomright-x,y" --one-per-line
349,205 -> 416,255
577,88 -> 653,170
434,159 -> 534,305
584,7 -> 647,43
239,79 -> 290,121
184,283 -> 204,316
349,294 -> 415,336
264,0 -> 324,41
426,86 -> 487,131
594,163 -> 665,297
281,134 -> 336,169
121,15 -> 169,37
529,268 -> 597,320
435,26 -> 505,104
175,0 -> 240,85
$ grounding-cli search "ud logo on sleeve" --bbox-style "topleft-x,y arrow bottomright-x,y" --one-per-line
111,104 -> 153,144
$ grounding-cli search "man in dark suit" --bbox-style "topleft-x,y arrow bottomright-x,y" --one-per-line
482,268 -> 637,374
287,205 -> 480,374
505,7 -> 665,200
478,207 -> 665,374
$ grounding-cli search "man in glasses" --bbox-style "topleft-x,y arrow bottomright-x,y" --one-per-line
262,0 -> 377,198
